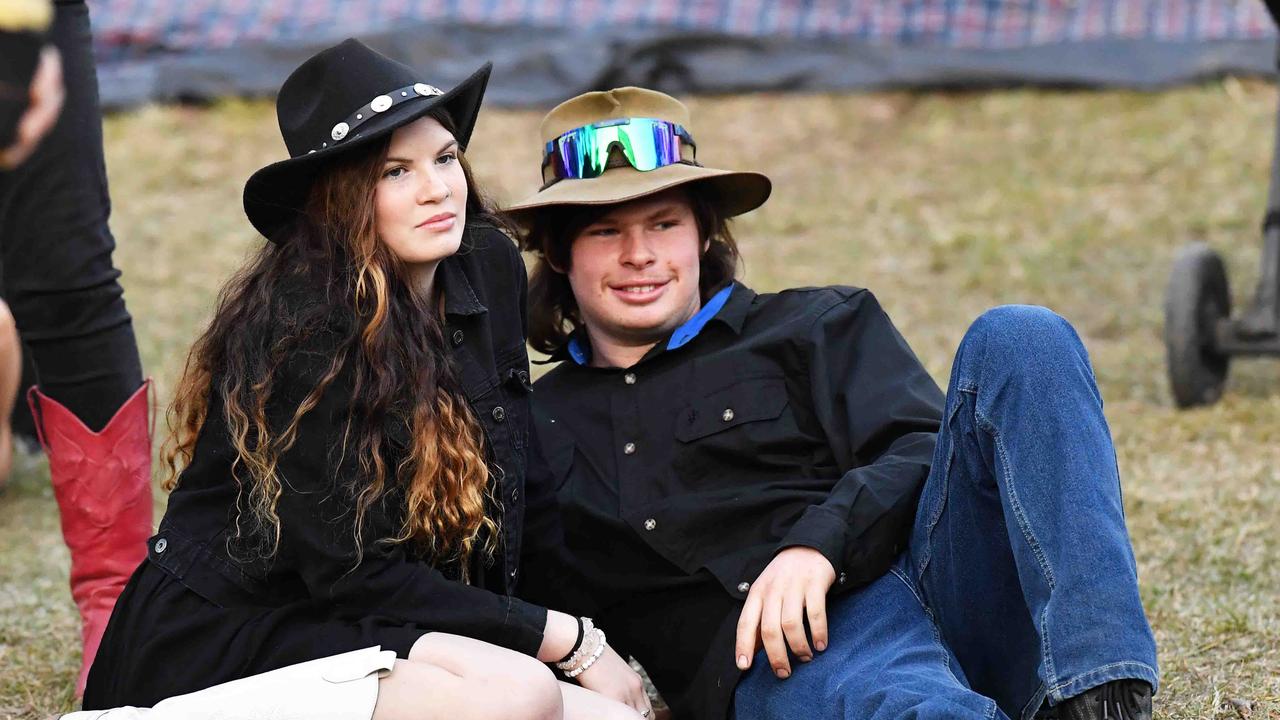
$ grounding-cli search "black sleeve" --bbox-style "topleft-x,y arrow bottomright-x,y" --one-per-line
512,246 -> 599,618
272,329 -> 548,657
777,290 -> 945,589
516,416 -> 601,618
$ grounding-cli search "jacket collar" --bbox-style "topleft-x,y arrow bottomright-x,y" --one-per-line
438,253 -> 487,318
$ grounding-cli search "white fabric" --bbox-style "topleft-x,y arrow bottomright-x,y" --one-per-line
62,646 -> 395,720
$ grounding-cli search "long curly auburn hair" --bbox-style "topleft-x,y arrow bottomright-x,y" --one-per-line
162,109 -> 504,576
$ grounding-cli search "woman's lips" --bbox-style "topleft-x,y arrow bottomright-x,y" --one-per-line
417,213 -> 456,232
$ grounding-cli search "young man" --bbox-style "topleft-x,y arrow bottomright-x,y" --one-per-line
509,88 -> 1158,720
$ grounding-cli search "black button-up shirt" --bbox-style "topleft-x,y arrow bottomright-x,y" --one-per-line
521,282 -> 944,719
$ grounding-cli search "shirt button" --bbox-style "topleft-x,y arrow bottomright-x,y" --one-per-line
623,442 -> 636,455
154,538 -> 168,554
451,330 -> 464,346
643,518 -> 657,531
492,406 -> 506,422
838,572 -> 847,585
737,581 -> 750,593
722,408 -> 735,422
510,488 -> 519,503
623,372 -> 636,385
509,567 -> 518,580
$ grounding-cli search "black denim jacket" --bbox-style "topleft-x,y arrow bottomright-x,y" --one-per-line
148,224 -> 551,656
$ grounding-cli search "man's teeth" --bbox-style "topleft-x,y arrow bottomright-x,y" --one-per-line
621,285 -> 657,294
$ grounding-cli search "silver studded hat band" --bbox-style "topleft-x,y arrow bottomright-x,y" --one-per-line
312,82 -> 444,154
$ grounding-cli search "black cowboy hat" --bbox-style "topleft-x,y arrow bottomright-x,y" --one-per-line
243,38 -> 492,241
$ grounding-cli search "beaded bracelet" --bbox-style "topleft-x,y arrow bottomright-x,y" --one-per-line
555,618 -> 598,672
563,628 -> 607,679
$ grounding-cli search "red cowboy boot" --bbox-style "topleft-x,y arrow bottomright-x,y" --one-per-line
28,381 -> 153,696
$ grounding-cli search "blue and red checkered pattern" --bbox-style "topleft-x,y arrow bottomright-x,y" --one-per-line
92,0 -> 1276,62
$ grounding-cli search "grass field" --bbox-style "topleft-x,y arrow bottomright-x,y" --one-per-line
1,79 -> 1278,719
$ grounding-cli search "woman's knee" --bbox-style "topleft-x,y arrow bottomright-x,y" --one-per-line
376,655 -> 561,720
407,634 -> 562,720
477,658 -> 560,720
514,668 -> 563,720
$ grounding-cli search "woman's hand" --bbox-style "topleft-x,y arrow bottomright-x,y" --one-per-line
575,644 -> 653,717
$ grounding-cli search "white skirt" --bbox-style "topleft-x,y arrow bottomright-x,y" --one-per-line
63,646 -> 397,720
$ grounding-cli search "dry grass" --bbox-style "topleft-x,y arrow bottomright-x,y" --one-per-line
1,80 -> 1278,718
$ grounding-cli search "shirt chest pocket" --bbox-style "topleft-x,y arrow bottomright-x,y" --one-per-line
672,377 -> 792,482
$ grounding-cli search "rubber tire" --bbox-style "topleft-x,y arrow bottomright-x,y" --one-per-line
1164,243 -> 1231,408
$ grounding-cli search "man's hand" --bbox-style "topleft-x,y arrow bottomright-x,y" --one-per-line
575,644 -> 653,717
1,46 -> 63,170
734,546 -> 836,678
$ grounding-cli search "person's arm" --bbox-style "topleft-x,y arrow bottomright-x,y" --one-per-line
780,289 -> 944,582
517,415 -> 601,618
736,289 -> 944,677
0,0 -> 59,166
266,331 -> 554,657
503,240 -> 647,712
268,306 -> 649,710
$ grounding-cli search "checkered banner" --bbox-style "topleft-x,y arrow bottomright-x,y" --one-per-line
93,0 -> 1275,62
87,0 -> 1279,108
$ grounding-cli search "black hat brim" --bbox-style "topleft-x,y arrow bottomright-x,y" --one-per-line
243,62 -> 492,242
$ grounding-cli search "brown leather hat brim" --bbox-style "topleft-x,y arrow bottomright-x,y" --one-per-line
504,162 -> 772,226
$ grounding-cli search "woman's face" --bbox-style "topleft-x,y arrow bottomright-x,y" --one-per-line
374,116 -> 469,284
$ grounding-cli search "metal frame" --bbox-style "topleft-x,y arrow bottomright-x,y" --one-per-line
1213,50 -> 1280,357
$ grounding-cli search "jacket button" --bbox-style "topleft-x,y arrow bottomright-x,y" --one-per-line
623,442 -> 636,455
451,330 -> 464,346
838,573 -> 847,585
737,581 -> 750,593
722,408 -> 735,422
509,567 -> 518,580
623,372 -> 636,385
511,488 -> 519,503
154,538 -> 168,554
643,518 -> 656,531
492,406 -> 506,422
518,370 -> 530,385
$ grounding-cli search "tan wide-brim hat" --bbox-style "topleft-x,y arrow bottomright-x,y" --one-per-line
504,87 -> 772,224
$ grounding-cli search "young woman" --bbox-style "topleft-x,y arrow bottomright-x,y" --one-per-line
77,39 -> 650,720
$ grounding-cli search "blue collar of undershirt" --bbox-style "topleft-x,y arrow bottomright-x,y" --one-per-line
567,283 -> 735,367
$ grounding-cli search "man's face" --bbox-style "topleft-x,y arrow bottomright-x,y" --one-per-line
566,189 -> 706,353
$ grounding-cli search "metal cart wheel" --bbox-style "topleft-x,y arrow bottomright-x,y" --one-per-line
1164,243 -> 1232,408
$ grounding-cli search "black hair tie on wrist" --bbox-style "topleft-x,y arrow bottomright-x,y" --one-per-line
556,616 -> 587,665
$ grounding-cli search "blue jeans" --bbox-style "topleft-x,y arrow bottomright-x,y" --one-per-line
735,306 -> 1159,720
